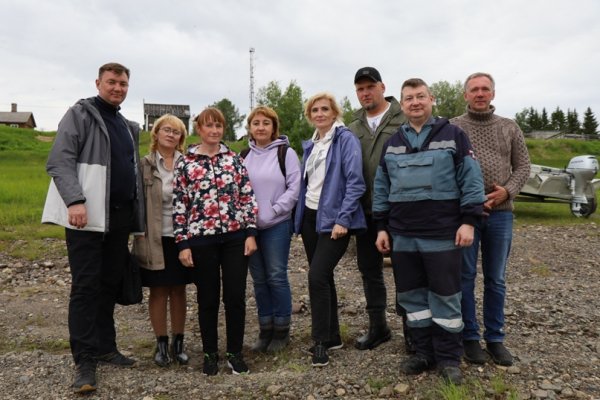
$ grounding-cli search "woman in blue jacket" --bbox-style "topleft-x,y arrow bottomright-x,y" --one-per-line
294,92 -> 366,367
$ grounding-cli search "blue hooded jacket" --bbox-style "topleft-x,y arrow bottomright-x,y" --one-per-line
294,125 -> 367,234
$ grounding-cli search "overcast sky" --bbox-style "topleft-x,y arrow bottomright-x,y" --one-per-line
1,0 -> 599,133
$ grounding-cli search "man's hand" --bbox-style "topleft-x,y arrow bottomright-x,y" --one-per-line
375,230 -> 391,254
330,224 -> 348,240
484,184 -> 509,210
244,236 -> 257,256
455,224 -> 474,247
178,249 -> 194,268
67,204 -> 87,228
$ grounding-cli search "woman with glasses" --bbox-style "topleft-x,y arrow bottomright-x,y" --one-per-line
133,114 -> 192,367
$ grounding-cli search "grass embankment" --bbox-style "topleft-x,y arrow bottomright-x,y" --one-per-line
0,126 -> 598,259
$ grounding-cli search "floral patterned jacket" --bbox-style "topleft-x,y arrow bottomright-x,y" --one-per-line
173,143 -> 258,250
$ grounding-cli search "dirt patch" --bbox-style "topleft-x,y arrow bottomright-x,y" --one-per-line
1,224 -> 599,399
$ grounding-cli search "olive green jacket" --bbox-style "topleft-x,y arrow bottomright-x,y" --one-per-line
347,96 -> 405,213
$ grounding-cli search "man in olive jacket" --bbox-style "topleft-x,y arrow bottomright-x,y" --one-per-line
348,67 -> 411,352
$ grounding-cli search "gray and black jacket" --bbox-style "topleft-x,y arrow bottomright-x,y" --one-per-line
42,97 -> 144,233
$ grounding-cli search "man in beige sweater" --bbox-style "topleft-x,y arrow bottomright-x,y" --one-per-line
451,72 -> 530,367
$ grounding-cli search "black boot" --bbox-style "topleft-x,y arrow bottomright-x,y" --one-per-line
251,322 -> 273,352
154,336 -> 171,367
355,312 -> 392,350
267,323 -> 290,353
402,313 -> 416,354
171,333 -> 189,365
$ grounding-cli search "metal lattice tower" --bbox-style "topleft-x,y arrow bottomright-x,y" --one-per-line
249,47 -> 255,110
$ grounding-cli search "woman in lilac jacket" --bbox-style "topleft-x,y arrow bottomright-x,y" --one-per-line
243,106 -> 301,353
294,92 -> 366,367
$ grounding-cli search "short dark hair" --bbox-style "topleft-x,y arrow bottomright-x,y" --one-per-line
98,62 -> 130,79
400,78 -> 431,99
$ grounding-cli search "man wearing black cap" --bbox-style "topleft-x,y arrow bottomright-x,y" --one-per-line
348,67 -> 411,352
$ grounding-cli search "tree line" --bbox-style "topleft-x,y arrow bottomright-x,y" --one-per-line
201,79 -> 598,154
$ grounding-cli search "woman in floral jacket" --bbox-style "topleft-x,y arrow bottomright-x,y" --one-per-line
173,107 -> 258,376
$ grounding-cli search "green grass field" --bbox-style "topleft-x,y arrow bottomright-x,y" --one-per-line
0,125 -> 598,259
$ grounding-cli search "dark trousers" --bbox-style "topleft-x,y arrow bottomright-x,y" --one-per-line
391,246 -> 463,365
355,215 -> 387,314
301,208 -> 351,342
191,237 -> 248,354
65,204 -> 133,365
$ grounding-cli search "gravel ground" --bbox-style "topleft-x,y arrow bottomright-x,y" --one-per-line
0,223 -> 599,399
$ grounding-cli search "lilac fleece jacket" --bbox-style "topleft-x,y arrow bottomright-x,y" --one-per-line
243,136 -> 301,229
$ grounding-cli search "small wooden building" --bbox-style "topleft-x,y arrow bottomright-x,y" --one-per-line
0,103 -> 36,129
143,102 -> 191,132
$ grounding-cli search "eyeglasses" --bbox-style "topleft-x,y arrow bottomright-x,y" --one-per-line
160,127 -> 182,136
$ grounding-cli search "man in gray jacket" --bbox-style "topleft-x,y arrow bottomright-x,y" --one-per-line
348,67 -> 412,352
42,62 -> 144,393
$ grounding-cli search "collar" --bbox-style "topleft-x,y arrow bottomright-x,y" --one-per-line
466,105 -> 496,122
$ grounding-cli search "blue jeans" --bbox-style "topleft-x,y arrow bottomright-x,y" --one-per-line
461,211 -> 513,343
249,219 -> 293,326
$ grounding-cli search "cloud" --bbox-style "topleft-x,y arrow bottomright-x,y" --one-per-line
1,0 -> 599,131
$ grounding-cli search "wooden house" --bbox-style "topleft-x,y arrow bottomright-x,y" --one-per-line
143,102 -> 191,132
0,103 -> 36,129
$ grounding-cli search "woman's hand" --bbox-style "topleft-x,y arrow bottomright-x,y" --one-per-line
330,224 -> 348,240
178,249 -> 194,268
245,236 -> 257,256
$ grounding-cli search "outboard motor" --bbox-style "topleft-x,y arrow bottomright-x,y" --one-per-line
565,155 -> 599,217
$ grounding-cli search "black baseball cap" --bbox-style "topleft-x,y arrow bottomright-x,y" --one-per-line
354,67 -> 382,83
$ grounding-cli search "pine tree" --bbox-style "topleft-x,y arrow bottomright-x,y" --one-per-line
550,106 -> 566,131
581,107 -> 599,136
566,109 -> 580,134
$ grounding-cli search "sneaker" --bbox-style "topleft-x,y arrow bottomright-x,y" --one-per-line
438,365 -> 463,385
306,336 -> 343,354
226,352 -> 249,375
203,353 -> 219,376
311,343 -> 329,367
72,361 -> 97,393
486,342 -> 514,366
463,340 -> 491,364
96,351 -> 136,367
400,354 -> 435,375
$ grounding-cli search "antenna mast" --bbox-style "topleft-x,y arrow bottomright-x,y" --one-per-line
249,47 -> 255,110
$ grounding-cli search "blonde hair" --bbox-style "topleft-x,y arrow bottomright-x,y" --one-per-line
150,114 -> 187,153
304,92 -> 342,124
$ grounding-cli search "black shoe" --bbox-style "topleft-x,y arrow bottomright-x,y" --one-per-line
97,351 -> 136,367
486,342 -> 514,366
170,334 -> 189,365
307,336 -> 343,354
72,361 -> 97,394
226,352 -> 249,375
439,365 -> 463,385
463,340 -> 490,364
267,324 -> 290,353
354,325 -> 392,350
355,312 -> 392,350
400,354 -> 435,375
203,353 -> 219,376
154,336 -> 171,367
251,323 -> 273,353
311,343 -> 329,367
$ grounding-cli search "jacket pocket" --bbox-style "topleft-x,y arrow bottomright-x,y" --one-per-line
388,155 -> 434,191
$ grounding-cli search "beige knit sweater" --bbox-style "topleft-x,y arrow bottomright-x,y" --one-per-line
451,106 -> 531,211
